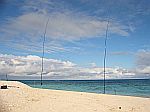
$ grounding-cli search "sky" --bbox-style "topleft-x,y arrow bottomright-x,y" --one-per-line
0,0 -> 150,80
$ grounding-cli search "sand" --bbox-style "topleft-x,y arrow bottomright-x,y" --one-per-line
0,81 -> 150,112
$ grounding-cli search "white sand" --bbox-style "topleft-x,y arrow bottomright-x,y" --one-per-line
0,81 -> 150,112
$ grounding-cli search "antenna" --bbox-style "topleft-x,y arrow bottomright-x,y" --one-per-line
103,17 -> 110,94
41,17 -> 50,86
6,73 -> 8,81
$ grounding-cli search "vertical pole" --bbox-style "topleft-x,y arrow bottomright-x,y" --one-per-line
41,17 -> 50,86
6,74 -> 8,81
103,19 -> 109,94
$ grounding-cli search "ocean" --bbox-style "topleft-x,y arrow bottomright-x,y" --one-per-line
19,79 -> 150,98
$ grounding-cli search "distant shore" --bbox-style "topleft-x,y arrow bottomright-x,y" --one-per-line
0,81 -> 150,112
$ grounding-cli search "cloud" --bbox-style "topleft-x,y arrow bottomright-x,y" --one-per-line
136,50 -> 150,68
1,12 -> 129,40
0,54 -> 140,80
135,50 -> 150,77
0,54 -> 75,76
1,52 -> 149,80
0,0 -> 132,53
109,51 -> 132,55
0,12 -> 130,54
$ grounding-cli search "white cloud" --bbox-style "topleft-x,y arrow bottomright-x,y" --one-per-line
0,54 -> 139,80
0,0 -> 133,54
0,11 -> 130,53
2,12 -> 129,40
1,52 -> 149,80
0,54 -> 75,76
109,51 -> 132,55
135,50 -> 150,76
136,50 -> 150,68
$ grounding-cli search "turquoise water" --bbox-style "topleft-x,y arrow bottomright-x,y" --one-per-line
19,79 -> 150,97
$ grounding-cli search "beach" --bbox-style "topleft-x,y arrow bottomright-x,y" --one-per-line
0,81 -> 150,112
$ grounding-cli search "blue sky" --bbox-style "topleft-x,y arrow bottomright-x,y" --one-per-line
0,0 -> 150,79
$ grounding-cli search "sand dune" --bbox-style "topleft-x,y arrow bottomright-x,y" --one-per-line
0,81 -> 150,112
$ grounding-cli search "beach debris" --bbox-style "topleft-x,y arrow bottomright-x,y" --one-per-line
1,85 -> 8,89
8,86 -> 19,88
119,106 -> 122,109
0,85 -> 20,89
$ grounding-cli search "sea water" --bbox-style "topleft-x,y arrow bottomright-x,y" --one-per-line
19,79 -> 150,97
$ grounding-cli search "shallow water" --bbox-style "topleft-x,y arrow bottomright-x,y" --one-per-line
19,79 -> 150,97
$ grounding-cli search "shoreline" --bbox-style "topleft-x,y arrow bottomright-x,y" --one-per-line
19,79 -> 150,98
0,81 -> 150,112
32,87 -> 150,98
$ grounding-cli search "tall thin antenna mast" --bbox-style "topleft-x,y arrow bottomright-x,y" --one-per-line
41,17 -> 50,86
6,73 -> 8,81
103,17 -> 110,94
